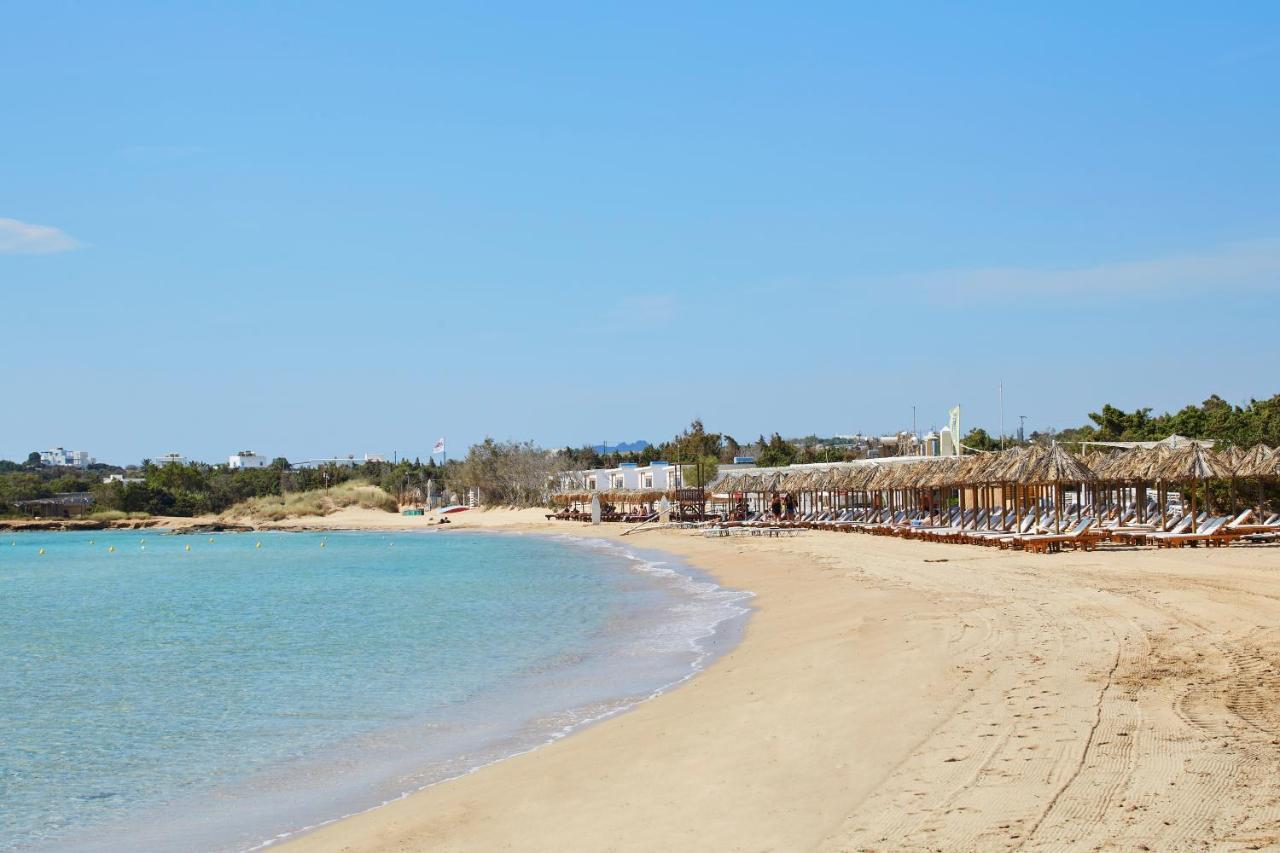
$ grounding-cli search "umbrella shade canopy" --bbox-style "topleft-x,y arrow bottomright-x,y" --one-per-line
917,456 -> 963,488
1151,443 -> 1222,482
1086,449 -> 1125,480
714,472 -> 742,493
552,489 -> 674,505
1019,444 -> 1095,485
1213,446 -> 1246,477
985,445 -> 1038,483
1078,449 -> 1111,470
1103,445 -> 1167,482
1238,444 -> 1277,478
953,453 -> 999,485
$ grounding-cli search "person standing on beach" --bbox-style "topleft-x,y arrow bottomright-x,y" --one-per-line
770,495 -> 783,519
784,493 -> 797,520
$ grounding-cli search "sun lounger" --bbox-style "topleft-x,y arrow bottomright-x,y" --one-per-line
1112,513 -> 1192,545
1007,518 -> 1096,553
1150,515 -> 1233,548
966,512 -> 1036,545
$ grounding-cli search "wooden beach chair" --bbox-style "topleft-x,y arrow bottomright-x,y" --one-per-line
1150,515 -> 1232,548
1111,512 -> 1192,546
1007,517 -> 1096,553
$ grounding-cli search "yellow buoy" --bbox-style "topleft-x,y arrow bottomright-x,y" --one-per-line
256,541 -> 262,548
320,542 -> 326,548
89,539 -> 95,545
185,544 -> 191,552
209,537 -> 215,543
108,546 -> 115,553
38,548 -> 45,556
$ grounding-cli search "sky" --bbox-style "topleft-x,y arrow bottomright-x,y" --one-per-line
3,2 -> 1278,465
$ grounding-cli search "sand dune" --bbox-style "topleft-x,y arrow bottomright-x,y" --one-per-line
275,510 -> 1280,851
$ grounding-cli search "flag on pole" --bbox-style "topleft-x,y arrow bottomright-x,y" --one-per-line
433,437 -> 446,455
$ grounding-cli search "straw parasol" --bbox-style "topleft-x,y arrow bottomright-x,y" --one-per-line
1006,445 -> 1094,532
1214,446 -> 1251,514
1233,444 -> 1276,518
1153,442 -> 1221,482
1022,444 -> 1095,485
1150,443 -> 1222,532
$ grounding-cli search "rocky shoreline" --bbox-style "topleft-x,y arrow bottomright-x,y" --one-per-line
0,518 -> 256,533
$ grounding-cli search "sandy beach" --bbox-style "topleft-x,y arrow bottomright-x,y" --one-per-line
223,507 -> 1280,851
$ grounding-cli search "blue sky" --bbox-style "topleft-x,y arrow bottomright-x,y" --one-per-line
3,3 -> 1278,464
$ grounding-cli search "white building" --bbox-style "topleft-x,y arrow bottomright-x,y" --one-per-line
228,450 -> 270,469
154,452 -> 187,466
293,456 -> 360,469
102,473 -> 145,485
40,447 -> 94,468
566,461 -> 685,492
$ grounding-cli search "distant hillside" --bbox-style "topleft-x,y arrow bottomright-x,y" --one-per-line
592,440 -> 650,454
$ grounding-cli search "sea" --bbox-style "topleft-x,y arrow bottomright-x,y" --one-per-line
0,529 -> 751,852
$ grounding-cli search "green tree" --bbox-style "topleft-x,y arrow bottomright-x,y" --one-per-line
756,433 -> 798,467
961,428 -> 1001,452
456,438 -> 563,506
685,455 -> 720,488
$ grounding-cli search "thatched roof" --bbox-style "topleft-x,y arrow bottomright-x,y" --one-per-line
1213,446 -> 1247,477
1097,445 -> 1163,482
1149,443 -> 1221,482
551,489 -> 674,505
1083,449 -> 1124,479
1237,444 -> 1277,478
983,445 -> 1035,483
1019,444 -> 1095,484
668,440 -> 1280,497
14,491 -> 95,508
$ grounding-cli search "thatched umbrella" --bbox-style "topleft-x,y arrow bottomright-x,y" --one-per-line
1025,444 -> 1094,483
1235,444 -> 1276,520
957,451 -> 1009,528
1079,449 -> 1125,518
946,453 -> 997,528
1139,445 -> 1178,526
1012,445 -> 1095,532
1214,446 -> 1248,515
982,445 -> 1032,528
836,464 -> 878,513
1239,443 -> 1276,478
915,456 -> 962,523
1150,443 -> 1221,533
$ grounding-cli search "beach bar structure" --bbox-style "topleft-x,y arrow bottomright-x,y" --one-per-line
14,492 -> 96,519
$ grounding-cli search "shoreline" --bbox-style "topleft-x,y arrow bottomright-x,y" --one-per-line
19,508 -> 1280,850
8,523 -> 753,853
243,533 -> 754,853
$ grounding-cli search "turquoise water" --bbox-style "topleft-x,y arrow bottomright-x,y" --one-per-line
0,530 -> 750,852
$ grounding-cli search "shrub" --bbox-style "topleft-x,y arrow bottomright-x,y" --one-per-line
220,481 -> 398,521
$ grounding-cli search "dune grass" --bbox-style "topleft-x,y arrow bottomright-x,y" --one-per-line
87,510 -> 151,521
221,481 -> 398,522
